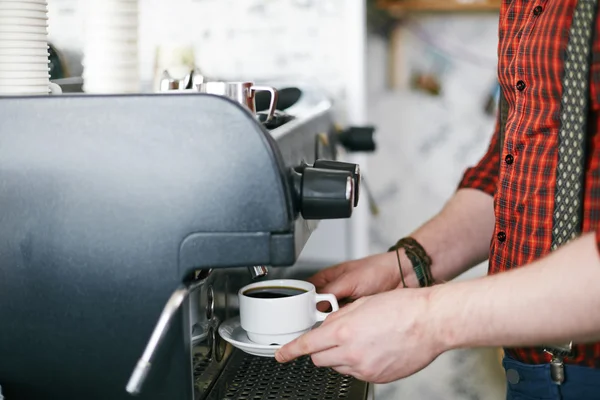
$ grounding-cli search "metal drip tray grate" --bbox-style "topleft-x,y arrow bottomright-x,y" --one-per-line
205,350 -> 369,400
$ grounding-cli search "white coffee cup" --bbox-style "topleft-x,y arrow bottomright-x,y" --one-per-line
0,70 -> 48,78
0,62 -> 48,70
0,77 -> 49,85
0,24 -> 47,34
239,279 -> 339,345
0,32 -> 48,41
82,58 -> 138,68
84,24 -> 136,33
0,47 -> 48,56
83,44 -> 138,55
0,1 -> 47,3
84,33 -> 137,43
0,17 -> 48,27
0,82 -> 61,95
86,8 -> 138,17
0,9 -> 48,17
0,3 -> 47,11
82,82 -> 140,94
0,40 -> 48,49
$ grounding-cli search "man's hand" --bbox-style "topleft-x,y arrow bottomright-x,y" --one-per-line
276,233 -> 600,384
307,252 -> 416,309
275,288 -> 443,383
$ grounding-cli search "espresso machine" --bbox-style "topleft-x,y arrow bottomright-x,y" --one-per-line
0,84 -> 376,400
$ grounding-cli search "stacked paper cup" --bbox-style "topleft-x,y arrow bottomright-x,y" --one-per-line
0,0 -> 58,96
82,0 -> 140,94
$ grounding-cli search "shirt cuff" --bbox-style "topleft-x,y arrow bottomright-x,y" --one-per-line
457,166 -> 497,197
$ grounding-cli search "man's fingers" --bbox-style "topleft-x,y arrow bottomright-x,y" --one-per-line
320,278 -> 359,304
307,264 -> 345,289
310,346 -> 353,368
275,322 -> 339,363
320,300 -> 360,325
332,366 -> 355,377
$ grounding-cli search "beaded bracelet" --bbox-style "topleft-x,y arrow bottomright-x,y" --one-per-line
388,237 -> 434,288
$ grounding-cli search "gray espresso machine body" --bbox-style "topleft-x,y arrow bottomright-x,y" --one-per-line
0,91 -> 372,400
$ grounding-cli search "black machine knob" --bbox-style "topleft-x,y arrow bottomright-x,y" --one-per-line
300,167 -> 354,220
313,159 -> 360,207
337,126 -> 376,152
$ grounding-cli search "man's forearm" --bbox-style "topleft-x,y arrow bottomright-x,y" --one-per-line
433,232 -> 600,351
402,188 -> 495,285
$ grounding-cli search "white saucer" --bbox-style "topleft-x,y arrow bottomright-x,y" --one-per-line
218,317 -> 281,357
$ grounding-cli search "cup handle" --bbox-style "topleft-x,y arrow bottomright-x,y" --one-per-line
251,85 -> 278,122
315,294 -> 339,322
48,82 -> 62,95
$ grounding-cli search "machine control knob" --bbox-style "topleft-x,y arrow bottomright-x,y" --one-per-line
313,159 -> 360,207
300,167 -> 354,220
337,126 -> 376,152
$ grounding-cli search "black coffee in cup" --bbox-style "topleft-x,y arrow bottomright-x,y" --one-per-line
243,286 -> 307,299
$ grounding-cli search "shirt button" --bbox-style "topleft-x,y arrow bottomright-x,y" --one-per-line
505,154 -> 514,165
516,80 -> 526,91
533,6 -> 543,16
497,231 -> 507,242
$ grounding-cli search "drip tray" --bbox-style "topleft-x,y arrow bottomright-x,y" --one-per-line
205,350 -> 371,400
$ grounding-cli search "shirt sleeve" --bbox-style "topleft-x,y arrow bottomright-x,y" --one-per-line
457,112 -> 501,197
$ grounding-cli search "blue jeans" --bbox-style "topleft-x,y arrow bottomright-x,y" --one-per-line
503,355 -> 600,399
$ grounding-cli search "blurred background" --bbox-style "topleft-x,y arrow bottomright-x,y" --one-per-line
46,0 -> 505,398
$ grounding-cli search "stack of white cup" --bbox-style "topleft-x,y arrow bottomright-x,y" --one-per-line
0,0 -> 58,96
82,0 -> 140,94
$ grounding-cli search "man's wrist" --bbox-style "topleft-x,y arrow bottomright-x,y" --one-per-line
387,248 -> 420,289
389,236 -> 435,288
427,283 -> 466,353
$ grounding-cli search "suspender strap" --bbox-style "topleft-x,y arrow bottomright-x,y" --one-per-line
551,0 -> 598,249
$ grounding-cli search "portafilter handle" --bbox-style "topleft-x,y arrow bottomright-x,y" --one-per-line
126,279 -> 204,395
248,265 -> 268,279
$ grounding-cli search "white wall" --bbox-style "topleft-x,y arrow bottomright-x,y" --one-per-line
48,0 -> 351,116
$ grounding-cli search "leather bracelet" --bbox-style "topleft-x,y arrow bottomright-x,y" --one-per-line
393,247 -> 408,288
388,237 -> 433,288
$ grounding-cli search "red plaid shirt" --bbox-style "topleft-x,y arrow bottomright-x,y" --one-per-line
459,0 -> 600,367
